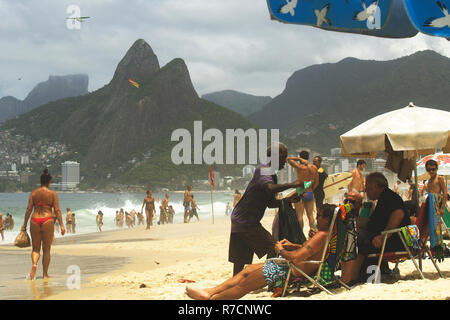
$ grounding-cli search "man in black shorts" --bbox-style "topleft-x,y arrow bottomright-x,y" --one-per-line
229,143 -> 304,276
341,172 -> 410,285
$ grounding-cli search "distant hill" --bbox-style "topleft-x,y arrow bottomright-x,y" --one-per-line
248,50 -> 450,154
2,40 -> 257,189
202,90 -> 272,116
0,74 -> 89,123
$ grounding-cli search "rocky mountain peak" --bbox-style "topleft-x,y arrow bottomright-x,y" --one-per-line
110,39 -> 160,89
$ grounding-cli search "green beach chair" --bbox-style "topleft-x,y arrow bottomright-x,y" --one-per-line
279,206 -> 352,296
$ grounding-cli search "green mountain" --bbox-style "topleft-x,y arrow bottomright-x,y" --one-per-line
202,90 -> 272,116
2,39 -> 258,190
248,50 -> 450,154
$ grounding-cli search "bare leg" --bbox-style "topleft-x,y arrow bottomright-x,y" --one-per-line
186,264 -> 266,300
145,209 -> 150,229
29,222 -> 42,280
41,220 -> 54,279
304,200 -> 315,230
294,200 -> 305,230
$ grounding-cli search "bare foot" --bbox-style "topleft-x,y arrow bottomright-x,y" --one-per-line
28,265 -> 37,280
185,285 -> 211,300
43,274 -> 50,280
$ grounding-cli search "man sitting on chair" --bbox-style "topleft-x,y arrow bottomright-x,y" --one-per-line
341,172 -> 410,285
185,204 -> 336,300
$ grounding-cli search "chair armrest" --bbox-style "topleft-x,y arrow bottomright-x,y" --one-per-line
266,257 -> 289,265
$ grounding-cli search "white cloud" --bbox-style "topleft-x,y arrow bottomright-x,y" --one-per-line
0,0 -> 448,100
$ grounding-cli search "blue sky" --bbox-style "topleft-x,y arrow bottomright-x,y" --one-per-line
1,0 -> 449,100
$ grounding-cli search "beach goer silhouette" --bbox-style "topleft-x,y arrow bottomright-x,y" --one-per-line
141,190 -> 155,229
21,168 -> 65,280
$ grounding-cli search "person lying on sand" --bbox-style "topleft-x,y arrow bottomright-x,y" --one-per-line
185,204 -> 335,300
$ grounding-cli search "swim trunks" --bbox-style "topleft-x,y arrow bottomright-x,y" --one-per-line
302,192 -> 314,202
262,260 -> 290,291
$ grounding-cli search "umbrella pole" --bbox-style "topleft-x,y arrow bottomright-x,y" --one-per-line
414,151 -> 420,215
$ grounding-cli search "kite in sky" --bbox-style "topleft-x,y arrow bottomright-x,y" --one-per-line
66,16 -> 90,23
128,78 -> 140,88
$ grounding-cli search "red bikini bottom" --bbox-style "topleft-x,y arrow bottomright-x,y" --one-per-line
31,216 -> 54,227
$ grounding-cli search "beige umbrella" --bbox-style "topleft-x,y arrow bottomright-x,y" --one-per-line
340,102 -> 450,209
340,103 -> 450,157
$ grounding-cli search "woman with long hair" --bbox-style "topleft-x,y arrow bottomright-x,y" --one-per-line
21,168 -> 65,280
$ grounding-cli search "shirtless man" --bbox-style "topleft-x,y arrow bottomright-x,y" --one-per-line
130,209 -> 136,227
96,211 -> 103,232
9,214 -> 14,231
348,160 -> 366,197
287,151 -> 319,235
141,190 -> 155,229
167,206 -> 175,223
0,214 -> 5,241
188,195 -> 200,222
424,159 -> 447,216
71,214 -> 76,233
66,208 -> 73,234
185,204 -> 336,300
159,193 -> 169,225
184,186 -> 193,223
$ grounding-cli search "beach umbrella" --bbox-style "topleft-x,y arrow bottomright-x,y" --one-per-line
266,0 -> 450,39
415,152 -> 450,190
340,102 -> 450,210
416,152 -> 450,176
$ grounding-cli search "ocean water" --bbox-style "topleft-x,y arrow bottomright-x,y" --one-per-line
0,191 -> 234,245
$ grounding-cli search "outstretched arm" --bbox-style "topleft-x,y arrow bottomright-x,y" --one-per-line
265,180 -> 303,195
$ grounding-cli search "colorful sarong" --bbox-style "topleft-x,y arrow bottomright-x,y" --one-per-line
428,193 -> 444,261
401,225 -> 420,250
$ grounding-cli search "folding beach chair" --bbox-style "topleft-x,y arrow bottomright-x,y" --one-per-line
278,206 -> 352,296
369,194 -> 445,283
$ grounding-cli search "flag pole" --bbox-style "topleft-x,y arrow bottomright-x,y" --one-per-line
210,183 -> 215,224
209,167 -> 215,224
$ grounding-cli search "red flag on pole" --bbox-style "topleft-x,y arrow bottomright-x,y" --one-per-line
209,167 -> 215,188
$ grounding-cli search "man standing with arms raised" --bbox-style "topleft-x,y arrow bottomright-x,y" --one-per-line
183,186 -> 193,223
287,151 -> 319,236
229,143 -> 304,276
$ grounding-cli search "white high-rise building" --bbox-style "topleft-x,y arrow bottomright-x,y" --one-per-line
21,156 -> 30,165
62,161 -> 80,190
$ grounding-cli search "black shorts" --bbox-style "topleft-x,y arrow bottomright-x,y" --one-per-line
314,190 -> 325,208
357,229 -> 405,255
228,225 -> 275,265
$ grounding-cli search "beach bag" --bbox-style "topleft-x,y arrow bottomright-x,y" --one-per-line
14,230 -> 31,248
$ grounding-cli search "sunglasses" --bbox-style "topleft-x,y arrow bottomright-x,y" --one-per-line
426,167 -> 437,172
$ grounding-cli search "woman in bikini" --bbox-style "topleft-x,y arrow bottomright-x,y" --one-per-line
21,169 -> 65,280
140,190 -> 155,229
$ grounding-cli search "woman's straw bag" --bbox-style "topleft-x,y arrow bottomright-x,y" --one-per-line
14,230 -> 31,248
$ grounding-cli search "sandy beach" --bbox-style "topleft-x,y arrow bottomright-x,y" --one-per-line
2,209 -> 448,300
